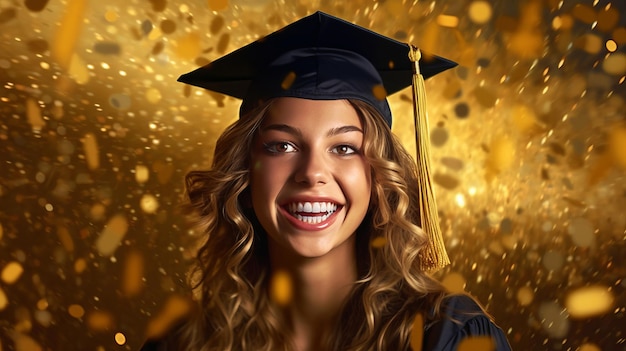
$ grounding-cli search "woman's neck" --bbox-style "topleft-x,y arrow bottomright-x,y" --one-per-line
268,235 -> 358,351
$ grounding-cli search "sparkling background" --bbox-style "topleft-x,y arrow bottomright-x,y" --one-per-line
1,0 -> 625,350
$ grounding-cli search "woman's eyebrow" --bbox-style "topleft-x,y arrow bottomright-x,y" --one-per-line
260,124 -> 363,137
326,125 -> 363,137
260,124 -> 303,138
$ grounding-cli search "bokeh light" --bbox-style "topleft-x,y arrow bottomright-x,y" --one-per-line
0,1 -> 625,350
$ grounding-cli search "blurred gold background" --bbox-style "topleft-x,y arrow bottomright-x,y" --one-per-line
0,0 -> 625,350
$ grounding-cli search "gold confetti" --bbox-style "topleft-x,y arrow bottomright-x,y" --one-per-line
145,294 -> 192,338
516,286 -> 534,306
457,336 -> 496,351
86,310 -> 114,331
51,0 -> 86,69
140,194 -> 159,214
1,261 -> 24,284
602,53 -> 626,76
608,124 -> 626,169
565,285 -> 614,318
486,135 -> 515,175
26,98 -> 45,132
270,270 -> 292,306
174,32 -> 202,61
0,287 -> 7,310
371,236 -> 386,248
56,225 -> 75,253
135,165 -> 150,183
468,1 -> 492,24
208,0 -> 229,11
114,332 -> 126,345
8,332 -> 43,351
578,343 -> 601,351
74,258 -> 87,274
372,84 -> 387,101
122,250 -> 144,297
82,133 -> 100,170
441,272 -> 466,293
281,71 -> 297,90
437,15 -> 459,28
68,304 -> 85,318
146,87 -> 162,104
68,54 -> 89,85
409,313 -> 424,351
95,214 -> 129,256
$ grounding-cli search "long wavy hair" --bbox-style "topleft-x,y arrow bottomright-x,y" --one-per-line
176,99 -> 448,350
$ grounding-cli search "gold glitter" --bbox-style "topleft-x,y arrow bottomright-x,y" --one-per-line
372,84 -> 387,101
95,214 -> 129,256
516,286 -> 534,306
145,294 -> 192,339
208,0 -> 229,11
281,71 -> 297,90
606,39 -> 618,52
565,285 -> 614,318
371,236 -> 387,248
1,262 -> 23,284
468,1 -> 493,24
82,133 -> 100,170
51,0 -> 86,69
114,332 -> 126,345
441,272 -> 466,293
457,336 -> 496,351
409,313 -> 424,351
68,304 -> 85,318
270,270 -> 292,306
437,15 -> 459,28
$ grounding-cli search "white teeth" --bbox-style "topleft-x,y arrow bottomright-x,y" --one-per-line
287,202 -> 338,224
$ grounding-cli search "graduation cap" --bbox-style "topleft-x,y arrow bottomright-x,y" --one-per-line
178,11 -> 454,271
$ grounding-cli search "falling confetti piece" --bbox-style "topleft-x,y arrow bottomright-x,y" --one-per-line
68,304 -> 85,318
8,332 -> 43,351
86,310 -> 114,331
516,286 -> 534,306
511,104 -> 540,134
174,32 -> 202,60
114,332 -> 126,345
372,84 -> 387,101
122,250 -> 144,297
51,0 -> 86,69
437,15 -> 459,28
371,236 -> 386,248
0,287 -> 7,310
565,285 -> 614,319
270,270 -> 292,306
578,343 -> 601,351
145,87 -> 162,104
1,261 -> 24,284
602,53 -> 626,76
281,72 -> 297,90
26,98 -> 45,132
74,258 -> 87,274
457,336 -> 495,351
135,165 -> 150,183
208,0 -> 229,11
82,133 -> 100,170
409,313 -> 424,351
608,124 -> 626,169
538,301 -> 570,338
441,272 -> 466,293
95,214 -> 129,256
210,16 -> 225,35
140,194 -> 159,214
486,136 -> 515,173
145,295 -> 192,338
68,53 -> 90,84
468,1 -> 492,24
567,217 -> 594,248
56,226 -> 75,253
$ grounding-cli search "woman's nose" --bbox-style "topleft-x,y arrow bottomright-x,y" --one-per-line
294,149 -> 330,186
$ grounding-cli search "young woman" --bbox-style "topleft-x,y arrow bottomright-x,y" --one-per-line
141,11 -> 511,351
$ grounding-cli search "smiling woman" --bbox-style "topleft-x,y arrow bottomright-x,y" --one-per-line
140,11 -> 511,351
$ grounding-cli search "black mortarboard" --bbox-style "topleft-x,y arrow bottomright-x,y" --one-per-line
178,11 -> 455,271
177,11 -> 456,126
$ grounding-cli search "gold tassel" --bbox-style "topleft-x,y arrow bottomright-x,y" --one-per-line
408,45 -> 450,271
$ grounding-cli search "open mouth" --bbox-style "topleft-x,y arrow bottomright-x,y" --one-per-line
285,201 -> 340,224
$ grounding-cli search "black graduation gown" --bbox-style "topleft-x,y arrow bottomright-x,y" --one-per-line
139,295 -> 512,351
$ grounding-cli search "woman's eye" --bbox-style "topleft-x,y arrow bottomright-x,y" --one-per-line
264,142 -> 297,153
331,145 -> 357,155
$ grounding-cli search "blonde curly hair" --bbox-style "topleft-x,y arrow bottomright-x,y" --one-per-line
177,99 -> 447,350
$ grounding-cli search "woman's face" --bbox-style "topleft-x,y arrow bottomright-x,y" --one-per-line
250,97 -> 371,258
